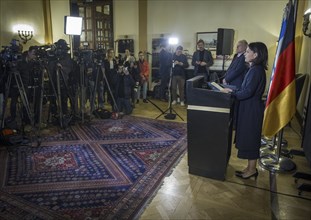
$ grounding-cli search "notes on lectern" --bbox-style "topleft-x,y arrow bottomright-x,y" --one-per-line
211,82 -> 224,91
207,82 -> 225,91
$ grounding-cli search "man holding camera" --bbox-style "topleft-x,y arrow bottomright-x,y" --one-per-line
114,64 -> 135,115
171,46 -> 189,106
124,56 -> 140,107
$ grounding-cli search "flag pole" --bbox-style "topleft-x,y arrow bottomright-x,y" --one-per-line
259,0 -> 298,173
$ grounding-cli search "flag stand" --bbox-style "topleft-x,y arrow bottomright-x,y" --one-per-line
259,129 -> 296,173
260,136 -> 277,156
260,135 -> 288,156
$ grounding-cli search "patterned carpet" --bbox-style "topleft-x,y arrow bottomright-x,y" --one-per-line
0,116 -> 187,219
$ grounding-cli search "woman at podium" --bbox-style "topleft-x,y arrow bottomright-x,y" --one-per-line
223,42 -> 268,180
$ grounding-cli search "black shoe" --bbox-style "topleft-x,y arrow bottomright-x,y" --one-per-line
236,169 -> 258,180
143,99 -> 148,103
235,170 -> 244,177
136,100 -> 139,104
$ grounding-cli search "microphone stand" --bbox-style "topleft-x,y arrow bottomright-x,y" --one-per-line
155,61 -> 184,121
146,98 -> 165,115
143,51 -> 166,116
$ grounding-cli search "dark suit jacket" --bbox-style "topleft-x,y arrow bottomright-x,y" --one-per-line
224,53 -> 248,89
159,49 -> 172,78
191,49 -> 213,75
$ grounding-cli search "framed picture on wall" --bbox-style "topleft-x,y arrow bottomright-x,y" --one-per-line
196,32 -> 217,51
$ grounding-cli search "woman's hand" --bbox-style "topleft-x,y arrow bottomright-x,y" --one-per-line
222,88 -> 232,93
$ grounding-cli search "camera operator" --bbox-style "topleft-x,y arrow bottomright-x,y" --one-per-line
48,39 -> 74,121
124,56 -> 140,107
114,64 -> 135,115
8,45 -> 36,126
103,49 -> 118,108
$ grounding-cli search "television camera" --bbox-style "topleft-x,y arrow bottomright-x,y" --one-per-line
73,48 -> 106,65
0,43 -> 22,64
33,44 -> 69,62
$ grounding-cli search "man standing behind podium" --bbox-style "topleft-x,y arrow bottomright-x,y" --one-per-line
223,40 -> 249,89
223,40 -> 249,129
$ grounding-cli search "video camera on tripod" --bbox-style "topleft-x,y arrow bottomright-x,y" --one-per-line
33,43 -> 69,62
0,43 -> 22,64
32,45 -> 53,62
73,48 -> 106,64
0,41 -> 36,140
74,49 -> 92,64
93,49 -> 106,64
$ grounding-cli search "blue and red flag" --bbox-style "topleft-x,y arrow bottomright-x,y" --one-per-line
262,0 -> 298,137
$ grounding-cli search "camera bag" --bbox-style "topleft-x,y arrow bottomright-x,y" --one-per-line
0,128 -> 23,146
93,108 -> 112,119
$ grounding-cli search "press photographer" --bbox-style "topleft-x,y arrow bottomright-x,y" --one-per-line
103,49 -> 118,108
124,56 -> 140,107
114,64 -> 135,115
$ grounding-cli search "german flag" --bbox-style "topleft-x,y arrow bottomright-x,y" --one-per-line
262,0 -> 298,137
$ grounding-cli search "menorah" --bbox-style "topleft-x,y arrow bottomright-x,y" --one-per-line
18,30 -> 33,44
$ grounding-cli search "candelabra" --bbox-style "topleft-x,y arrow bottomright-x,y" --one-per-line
18,30 -> 33,44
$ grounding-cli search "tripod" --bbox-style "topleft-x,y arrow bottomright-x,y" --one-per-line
47,63 -> 75,129
26,60 -> 48,145
1,61 -> 40,146
90,63 -> 103,114
155,66 -> 184,121
34,60 -> 58,132
75,58 -> 89,123
90,63 -> 120,115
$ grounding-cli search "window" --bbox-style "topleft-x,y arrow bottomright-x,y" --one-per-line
76,0 -> 113,50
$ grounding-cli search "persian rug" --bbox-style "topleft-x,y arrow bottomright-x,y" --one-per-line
0,116 -> 187,219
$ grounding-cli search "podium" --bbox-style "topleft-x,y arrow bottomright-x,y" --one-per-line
186,76 -> 234,180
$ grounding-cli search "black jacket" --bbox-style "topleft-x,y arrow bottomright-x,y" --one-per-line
115,73 -> 135,99
172,53 -> 189,77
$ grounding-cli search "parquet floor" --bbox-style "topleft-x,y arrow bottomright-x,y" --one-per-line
130,99 -> 311,220
4,97 -> 311,219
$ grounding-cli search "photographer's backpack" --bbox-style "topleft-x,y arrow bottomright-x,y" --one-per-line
0,128 -> 23,146
93,108 -> 112,119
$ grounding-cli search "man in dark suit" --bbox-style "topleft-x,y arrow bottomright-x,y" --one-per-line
158,43 -> 172,101
223,40 -> 248,89
191,39 -> 214,82
223,40 -> 248,129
